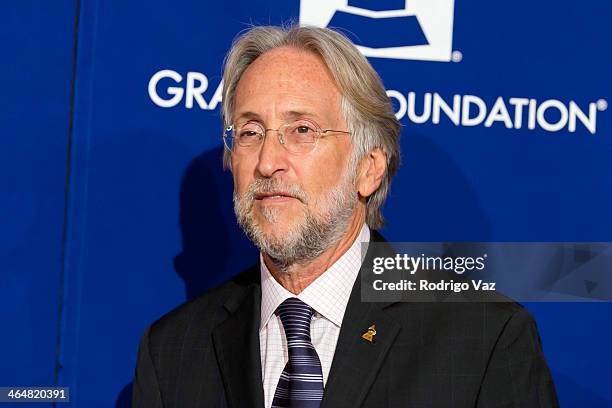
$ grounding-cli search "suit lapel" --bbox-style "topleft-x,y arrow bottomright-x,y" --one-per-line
322,296 -> 400,408
212,277 -> 265,408
321,231 -> 401,408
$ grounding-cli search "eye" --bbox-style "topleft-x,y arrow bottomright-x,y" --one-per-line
289,120 -> 318,134
237,122 -> 263,138
296,125 -> 313,134
239,130 -> 260,138
287,120 -> 318,146
234,122 -> 264,146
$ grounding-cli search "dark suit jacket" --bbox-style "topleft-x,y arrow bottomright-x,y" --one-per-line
133,231 -> 558,407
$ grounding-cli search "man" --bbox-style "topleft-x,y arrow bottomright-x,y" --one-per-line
133,25 -> 558,407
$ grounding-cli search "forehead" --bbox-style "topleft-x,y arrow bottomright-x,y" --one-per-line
233,47 -> 342,123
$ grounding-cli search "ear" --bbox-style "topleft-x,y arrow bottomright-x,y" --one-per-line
356,148 -> 387,198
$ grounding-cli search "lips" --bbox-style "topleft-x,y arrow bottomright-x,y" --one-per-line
254,191 -> 295,200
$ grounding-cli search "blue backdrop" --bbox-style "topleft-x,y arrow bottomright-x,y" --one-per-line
1,0 -> 611,406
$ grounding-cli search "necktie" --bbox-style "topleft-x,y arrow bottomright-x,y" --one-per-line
272,297 -> 324,408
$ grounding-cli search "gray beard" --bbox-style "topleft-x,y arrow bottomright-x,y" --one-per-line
233,172 -> 357,274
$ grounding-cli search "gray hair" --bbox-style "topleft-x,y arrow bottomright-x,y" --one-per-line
221,25 -> 401,229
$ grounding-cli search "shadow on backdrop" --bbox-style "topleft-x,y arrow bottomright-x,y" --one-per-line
174,145 -> 258,299
115,146 -> 257,408
115,382 -> 132,408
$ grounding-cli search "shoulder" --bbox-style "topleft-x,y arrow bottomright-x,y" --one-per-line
384,295 -> 534,348
368,231 -> 535,335
145,265 -> 260,347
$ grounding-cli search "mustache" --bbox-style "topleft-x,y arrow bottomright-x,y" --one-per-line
241,178 -> 309,204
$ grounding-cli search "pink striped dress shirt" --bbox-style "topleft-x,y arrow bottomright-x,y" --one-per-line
259,224 -> 371,408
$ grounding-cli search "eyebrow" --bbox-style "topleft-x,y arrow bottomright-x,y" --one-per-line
233,110 -> 321,124
233,111 -> 262,123
283,110 -> 318,120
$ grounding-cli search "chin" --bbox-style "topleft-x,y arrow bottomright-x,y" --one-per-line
255,213 -> 301,239
255,204 -> 299,225
259,220 -> 295,240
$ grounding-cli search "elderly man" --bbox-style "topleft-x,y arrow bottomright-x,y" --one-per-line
133,25 -> 558,407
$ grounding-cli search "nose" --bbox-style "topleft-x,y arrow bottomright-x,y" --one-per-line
255,128 -> 288,178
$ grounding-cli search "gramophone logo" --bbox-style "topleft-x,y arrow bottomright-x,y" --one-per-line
299,0 -> 456,62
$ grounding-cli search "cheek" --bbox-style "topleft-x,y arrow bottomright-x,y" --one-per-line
297,152 -> 351,196
231,156 -> 256,194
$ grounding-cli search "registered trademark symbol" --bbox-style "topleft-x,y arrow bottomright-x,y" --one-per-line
484,254 -> 488,258
451,50 -> 463,63
596,99 -> 608,111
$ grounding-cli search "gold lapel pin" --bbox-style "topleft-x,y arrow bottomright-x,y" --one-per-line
361,325 -> 377,343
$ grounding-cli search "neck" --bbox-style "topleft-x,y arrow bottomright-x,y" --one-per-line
263,203 -> 367,294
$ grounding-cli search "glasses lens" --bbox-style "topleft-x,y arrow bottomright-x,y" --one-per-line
236,122 -> 264,147
284,120 -> 318,153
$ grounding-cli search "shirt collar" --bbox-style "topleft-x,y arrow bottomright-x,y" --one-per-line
259,224 -> 370,331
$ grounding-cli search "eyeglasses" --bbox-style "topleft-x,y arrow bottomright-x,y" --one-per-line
222,119 -> 350,154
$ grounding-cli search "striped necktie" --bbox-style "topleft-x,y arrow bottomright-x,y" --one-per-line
272,297 -> 324,408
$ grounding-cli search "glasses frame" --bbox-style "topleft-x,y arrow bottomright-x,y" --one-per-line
222,119 -> 351,154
